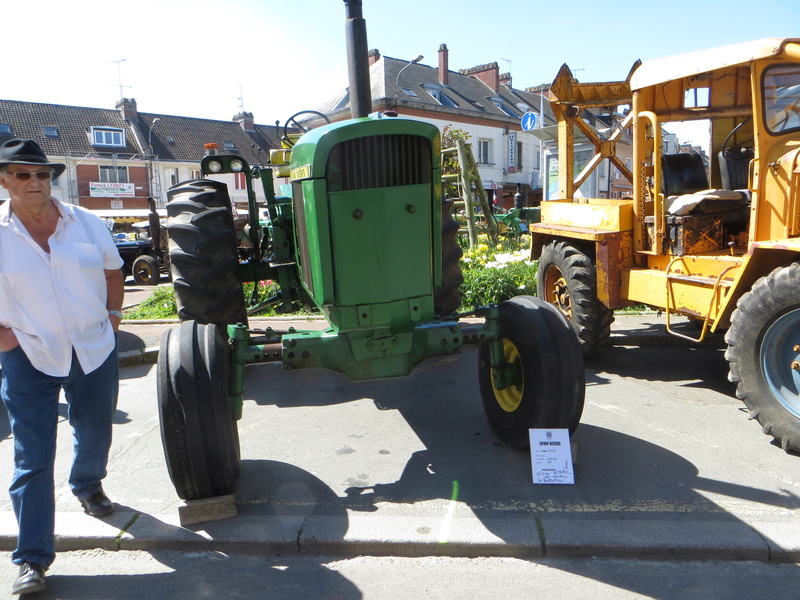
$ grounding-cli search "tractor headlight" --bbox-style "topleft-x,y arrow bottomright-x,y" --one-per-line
207,160 -> 222,173
230,159 -> 244,172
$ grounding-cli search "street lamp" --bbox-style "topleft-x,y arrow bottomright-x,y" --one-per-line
394,54 -> 424,111
148,118 -> 161,157
147,118 -> 162,207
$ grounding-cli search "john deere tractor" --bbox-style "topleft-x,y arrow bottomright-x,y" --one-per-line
156,0 -> 585,501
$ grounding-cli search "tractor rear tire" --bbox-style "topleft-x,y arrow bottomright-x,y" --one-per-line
725,263 -> 800,452
166,179 -> 247,330
157,320 -> 241,500
132,254 -> 160,286
434,199 -> 464,317
537,240 -> 614,359
478,295 -> 585,450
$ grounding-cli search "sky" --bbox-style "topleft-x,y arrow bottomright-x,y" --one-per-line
4,0 -> 799,148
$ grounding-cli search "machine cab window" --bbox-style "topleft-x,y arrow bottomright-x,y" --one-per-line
763,64 -> 800,134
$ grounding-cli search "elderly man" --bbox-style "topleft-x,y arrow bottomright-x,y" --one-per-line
0,139 -> 124,595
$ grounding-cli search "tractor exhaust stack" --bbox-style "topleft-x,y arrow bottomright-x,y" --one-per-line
344,0 -> 372,119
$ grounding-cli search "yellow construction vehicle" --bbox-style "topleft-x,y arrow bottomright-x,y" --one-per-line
531,38 -> 800,452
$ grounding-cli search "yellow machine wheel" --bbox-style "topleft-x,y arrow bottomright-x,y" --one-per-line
537,240 -> 614,359
726,262 -> 800,453
478,296 -> 585,449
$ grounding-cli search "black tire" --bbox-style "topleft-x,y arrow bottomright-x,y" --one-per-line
434,199 -> 464,317
157,320 -> 241,500
132,254 -> 160,286
166,179 -> 247,330
537,240 -> 614,359
478,295 -> 585,450
725,263 -> 800,452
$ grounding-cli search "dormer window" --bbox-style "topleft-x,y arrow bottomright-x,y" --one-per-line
491,98 -> 518,118
89,127 -> 126,147
420,83 -> 458,108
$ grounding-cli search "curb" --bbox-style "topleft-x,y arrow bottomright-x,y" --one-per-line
1,511 -> 797,563
118,348 -> 160,367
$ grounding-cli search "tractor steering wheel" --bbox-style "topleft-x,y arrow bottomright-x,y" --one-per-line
282,111 -> 331,147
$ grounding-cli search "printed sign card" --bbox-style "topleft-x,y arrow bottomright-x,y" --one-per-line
530,429 -> 574,484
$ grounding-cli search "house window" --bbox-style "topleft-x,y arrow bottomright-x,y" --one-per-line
234,172 -> 247,190
400,87 -> 419,98
99,166 -> 128,183
477,139 -> 492,165
190,170 -> 201,180
493,101 -> 518,118
90,127 -> 126,147
0,123 -> 11,135
516,142 -> 523,169
43,126 -> 59,138
431,89 -> 458,108
420,83 -> 458,108
51,174 -> 61,188
223,141 -> 237,153
166,168 -> 179,187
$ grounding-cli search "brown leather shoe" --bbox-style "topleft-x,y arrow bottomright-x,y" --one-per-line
12,562 -> 46,595
79,491 -> 115,517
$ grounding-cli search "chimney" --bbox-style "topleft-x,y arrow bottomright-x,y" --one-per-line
368,48 -> 381,66
459,63 -> 500,93
116,98 -> 138,121
438,43 -> 449,85
500,72 -> 512,88
234,111 -> 255,132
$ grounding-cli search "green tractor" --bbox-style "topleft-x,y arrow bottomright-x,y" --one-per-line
156,0 -> 585,501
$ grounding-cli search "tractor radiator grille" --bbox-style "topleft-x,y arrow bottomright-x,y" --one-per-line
327,134 -> 432,191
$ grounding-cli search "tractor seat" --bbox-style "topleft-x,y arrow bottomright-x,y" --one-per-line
661,153 -> 709,197
718,145 -> 754,190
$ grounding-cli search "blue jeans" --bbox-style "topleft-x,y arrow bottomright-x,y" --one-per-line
0,340 -> 118,568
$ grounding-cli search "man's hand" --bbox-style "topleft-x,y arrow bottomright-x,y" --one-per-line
0,326 -> 19,352
108,313 -> 122,333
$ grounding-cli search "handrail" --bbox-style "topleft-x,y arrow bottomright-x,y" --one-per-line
664,259 -> 741,342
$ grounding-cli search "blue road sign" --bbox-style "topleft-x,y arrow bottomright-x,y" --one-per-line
521,111 -> 538,131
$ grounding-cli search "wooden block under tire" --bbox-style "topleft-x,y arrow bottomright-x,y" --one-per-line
178,494 -> 237,526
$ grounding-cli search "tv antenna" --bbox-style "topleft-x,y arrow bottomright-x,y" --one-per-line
238,86 -> 245,112
110,59 -> 131,98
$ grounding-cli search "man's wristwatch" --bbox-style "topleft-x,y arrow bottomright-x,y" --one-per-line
108,310 -> 124,319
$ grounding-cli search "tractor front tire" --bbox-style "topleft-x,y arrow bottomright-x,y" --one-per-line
537,240 -> 614,359
434,199 -> 464,317
478,295 -> 585,450
725,263 -> 800,452
157,320 -> 241,500
166,179 -> 247,329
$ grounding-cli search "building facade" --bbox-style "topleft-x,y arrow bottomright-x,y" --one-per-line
0,98 -> 282,216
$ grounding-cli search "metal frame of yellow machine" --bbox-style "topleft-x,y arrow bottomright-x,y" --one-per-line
530,39 -> 800,452
532,38 -> 800,333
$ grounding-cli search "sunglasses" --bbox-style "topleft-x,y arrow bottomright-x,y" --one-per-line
6,171 -> 53,181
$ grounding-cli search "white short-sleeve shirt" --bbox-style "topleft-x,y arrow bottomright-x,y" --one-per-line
0,198 -> 124,377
